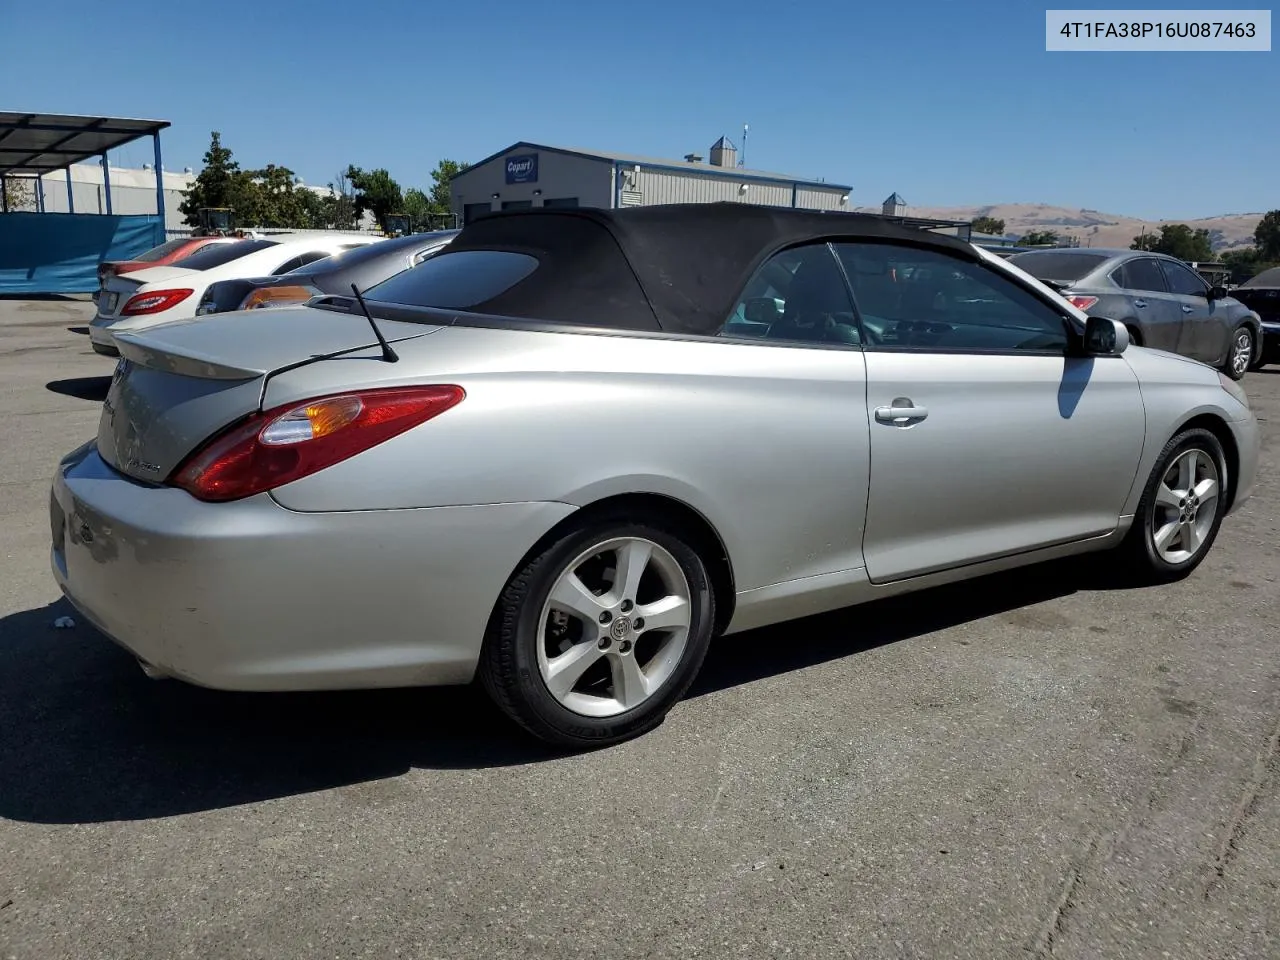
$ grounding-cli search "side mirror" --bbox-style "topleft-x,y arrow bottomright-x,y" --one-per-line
743,297 -> 782,324
1208,285 -> 1228,300
1084,316 -> 1129,355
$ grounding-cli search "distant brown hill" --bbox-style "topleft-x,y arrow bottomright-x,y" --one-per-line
856,203 -> 1265,254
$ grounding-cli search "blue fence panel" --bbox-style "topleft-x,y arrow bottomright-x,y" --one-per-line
0,213 -> 165,295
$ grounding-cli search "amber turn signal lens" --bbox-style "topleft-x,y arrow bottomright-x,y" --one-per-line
259,396 -> 364,446
240,285 -> 320,310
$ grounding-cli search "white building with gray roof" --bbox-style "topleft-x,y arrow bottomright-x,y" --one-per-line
449,138 -> 854,224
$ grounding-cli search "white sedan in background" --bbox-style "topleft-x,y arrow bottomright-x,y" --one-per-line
89,233 -> 383,355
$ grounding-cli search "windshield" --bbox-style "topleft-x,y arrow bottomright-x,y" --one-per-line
171,239 -> 278,270
1008,251 -> 1110,283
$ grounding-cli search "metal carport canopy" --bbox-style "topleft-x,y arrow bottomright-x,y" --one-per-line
0,112 -> 170,176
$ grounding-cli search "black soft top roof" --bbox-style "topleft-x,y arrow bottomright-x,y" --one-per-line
443,203 -> 979,336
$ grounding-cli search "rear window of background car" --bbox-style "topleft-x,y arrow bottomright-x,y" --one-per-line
364,250 -> 539,310
170,239 -> 279,270
1007,252 -> 1109,283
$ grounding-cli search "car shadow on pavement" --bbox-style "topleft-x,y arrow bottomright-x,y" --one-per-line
0,558 -> 1118,824
66,325 -> 90,335
46,377 -> 111,402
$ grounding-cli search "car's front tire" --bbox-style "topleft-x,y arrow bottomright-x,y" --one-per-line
479,513 -> 715,748
1116,427 -> 1228,584
1223,325 -> 1254,380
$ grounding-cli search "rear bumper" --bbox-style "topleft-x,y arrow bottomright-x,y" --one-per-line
88,314 -> 119,352
51,443 -> 574,691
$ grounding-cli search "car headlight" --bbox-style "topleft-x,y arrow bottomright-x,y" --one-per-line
1219,372 -> 1250,407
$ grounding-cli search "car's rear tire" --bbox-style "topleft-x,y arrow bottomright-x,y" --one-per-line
479,513 -> 715,748
1223,325 -> 1253,380
1115,427 -> 1227,584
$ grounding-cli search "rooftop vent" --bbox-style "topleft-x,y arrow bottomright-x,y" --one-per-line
709,136 -> 738,168
684,153 -> 703,163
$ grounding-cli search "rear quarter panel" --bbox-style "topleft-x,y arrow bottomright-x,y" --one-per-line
262,325 -> 873,593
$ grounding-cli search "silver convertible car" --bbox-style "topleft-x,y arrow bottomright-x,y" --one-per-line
52,205 -> 1259,747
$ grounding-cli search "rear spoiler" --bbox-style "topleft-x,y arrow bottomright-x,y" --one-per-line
113,332 -> 266,381
97,261 -> 123,285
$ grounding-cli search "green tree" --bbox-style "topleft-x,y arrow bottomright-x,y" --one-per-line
1021,230 -> 1061,246
972,216 -> 1005,235
1130,223 -> 1213,262
2,176 -> 33,211
296,188 -> 329,229
428,159 -> 469,212
180,131 -> 260,227
346,165 -> 402,231
1221,247 -> 1279,283
401,187 -> 432,229
246,164 -> 309,228
1254,209 -> 1280,260
310,170 -> 358,230
1131,230 -> 1159,252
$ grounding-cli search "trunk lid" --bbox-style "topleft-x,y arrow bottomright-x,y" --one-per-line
119,264 -> 201,288
96,272 -> 148,318
97,306 -> 443,482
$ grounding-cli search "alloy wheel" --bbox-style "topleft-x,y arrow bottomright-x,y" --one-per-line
1150,448 -> 1220,565
1231,329 -> 1252,377
536,537 -> 692,718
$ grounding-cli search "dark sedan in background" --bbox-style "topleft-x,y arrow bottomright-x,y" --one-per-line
1009,248 -> 1263,379
1228,266 -> 1280,370
196,230 -> 458,316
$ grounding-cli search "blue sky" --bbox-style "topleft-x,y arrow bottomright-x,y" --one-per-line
2,0 -> 1275,219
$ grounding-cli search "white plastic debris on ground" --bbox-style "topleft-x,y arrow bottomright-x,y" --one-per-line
53,616 -> 76,629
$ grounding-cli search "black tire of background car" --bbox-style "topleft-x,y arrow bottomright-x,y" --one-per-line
479,514 -> 715,749
1222,325 -> 1254,381
1114,427 -> 1228,585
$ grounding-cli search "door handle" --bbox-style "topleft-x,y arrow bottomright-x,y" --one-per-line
1181,305 -> 1194,313
874,401 -> 928,425
1133,299 -> 1147,308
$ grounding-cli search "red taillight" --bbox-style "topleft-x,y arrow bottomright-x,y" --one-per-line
1067,295 -> 1099,311
121,288 -> 194,316
169,385 -> 466,502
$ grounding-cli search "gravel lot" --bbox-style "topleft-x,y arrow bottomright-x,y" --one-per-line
1,296 -> 1276,960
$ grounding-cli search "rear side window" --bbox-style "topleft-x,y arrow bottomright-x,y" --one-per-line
1007,251 -> 1108,283
365,250 -> 538,309
1113,258 -> 1169,292
172,239 -> 278,270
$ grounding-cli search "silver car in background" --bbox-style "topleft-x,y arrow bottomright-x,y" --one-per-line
1008,248 -> 1263,380
51,205 -> 1259,748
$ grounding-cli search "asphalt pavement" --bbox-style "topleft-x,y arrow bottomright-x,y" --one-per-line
1,296 -> 1276,960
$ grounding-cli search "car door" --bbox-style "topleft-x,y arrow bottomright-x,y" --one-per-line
1111,256 -> 1184,352
713,242 -> 871,586
835,242 -> 1147,584
1158,258 -> 1221,363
